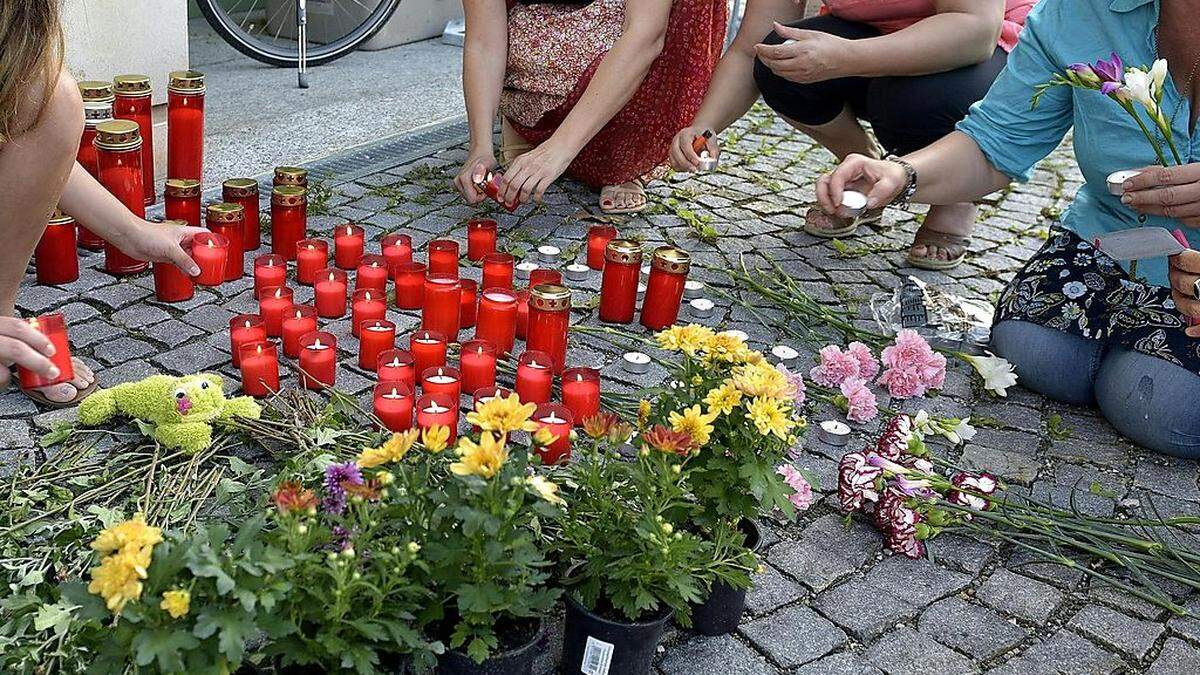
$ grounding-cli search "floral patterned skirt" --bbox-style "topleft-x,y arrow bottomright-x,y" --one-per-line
996,227 -> 1200,372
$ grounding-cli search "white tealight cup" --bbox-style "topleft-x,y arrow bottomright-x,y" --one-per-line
689,298 -> 715,319
683,279 -> 705,300
721,329 -> 749,342
537,245 -> 561,264
697,152 -> 719,172
836,190 -> 869,218
1106,169 -> 1142,196
771,345 -> 800,363
622,351 -> 651,374
817,419 -> 851,446
565,263 -> 590,282
515,261 -> 538,281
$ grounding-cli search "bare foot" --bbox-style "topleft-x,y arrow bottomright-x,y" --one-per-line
28,357 -> 95,404
600,181 -> 647,214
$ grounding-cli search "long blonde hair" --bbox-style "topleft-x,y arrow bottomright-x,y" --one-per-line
0,0 -> 64,143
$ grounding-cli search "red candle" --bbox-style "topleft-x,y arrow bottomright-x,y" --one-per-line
191,232 -> 229,287
416,392 -> 458,442
482,253 -> 515,290
271,186 -> 307,260
477,171 -> 518,212
351,288 -> 386,337
409,329 -> 447,375
421,365 -> 462,401
381,233 -> 413,278
533,402 -> 573,465
258,286 -> 294,337
377,349 -> 416,391
355,254 -> 389,293
16,313 -> 74,390
334,224 -> 365,269
422,274 -> 461,342
515,290 -> 531,342
229,314 -> 266,368
599,240 -> 643,324
94,120 -> 148,275
562,367 -> 601,426
223,178 -> 261,251
164,179 -> 201,227
466,219 -> 497,261
113,75 -> 155,205
253,254 -> 287,296
459,279 -> 478,329
526,284 -> 571,373
281,304 -> 318,359
460,340 -> 497,393
315,268 -> 349,318
35,211 -> 79,285
206,203 -> 245,281
298,331 -> 336,389
275,166 -> 308,188
239,340 -> 280,398
529,268 -> 563,288
428,239 -> 460,277
515,350 -> 553,405
153,233 -> 194,303
359,319 -> 396,370
295,239 -> 328,285
166,70 -> 204,182
394,262 -> 426,309
587,225 -> 618,270
76,83 -> 111,250
472,386 -> 512,411
374,381 -> 415,432
640,247 -> 691,330
475,288 -> 518,356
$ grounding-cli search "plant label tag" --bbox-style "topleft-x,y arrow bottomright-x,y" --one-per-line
581,635 -> 614,675
1093,227 -> 1187,261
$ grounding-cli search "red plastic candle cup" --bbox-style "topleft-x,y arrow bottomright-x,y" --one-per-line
35,211 -> 79,285
359,319 -> 396,370
229,314 -> 266,368
526,284 -> 571,373
76,84 -> 111,249
239,340 -> 279,398
529,268 -> 563,288
298,331 -> 336,390
112,74 -> 154,205
587,225 -> 618,270
599,240 -> 643,324
421,365 -> 462,401
478,172 -> 518,212
515,350 -> 553,405
533,402 -> 574,465
355,253 -> 389,293
380,233 -> 413,278
223,178 -> 261,251
153,229 -> 195,302
460,339 -> 497,393
258,286 -> 294,337
16,313 -> 74,389
166,70 -> 204,182
515,289 -> 531,341
472,386 -> 512,410
482,253 -> 515,290
94,120 -> 148,275
206,203 -> 245,281
377,348 -> 416,391
315,268 -> 349,318
394,261 -> 426,309
459,279 -> 478,329
562,367 -> 601,426
350,288 -> 386,338
374,381 -> 415,432
640,246 -> 691,331
191,232 -> 229,286
164,178 -> 202,227
281,304 -> 318,359
295,239 -> 328,285
334,224 -> 365,269
422,274 -> 461,342
476,288 -> 518,356
409,329 -> 447,375
271,186 -> 307,260
253,254 -> 287,296
466,219 -> 498,261
428,239 -> 460,277
416,392 -> 458,442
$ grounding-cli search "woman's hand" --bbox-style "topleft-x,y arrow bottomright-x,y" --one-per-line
499,141 -> 573,205
115,220 -> 207,276
0,316 -> 60,391
753,22 -> 855,84
817,154 -> 909,213
1169,249 -> 1200,338
455,150 -> 498,205
1121,164 -> 1200,227
669,126 -> 719,172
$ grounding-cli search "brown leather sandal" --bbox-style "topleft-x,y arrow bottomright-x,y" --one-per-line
803,206 -> 884,238
906,229 -> 972,270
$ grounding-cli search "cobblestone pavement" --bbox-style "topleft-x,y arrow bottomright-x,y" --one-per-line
9,107 -> 1200,674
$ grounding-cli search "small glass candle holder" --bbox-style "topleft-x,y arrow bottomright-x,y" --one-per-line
459,278 -> 478,329
351,288 -> 387,338
428,239 -> 460,277
191,232 -> 229,287
94,119 -> 148,275
295,239 -> 329,285
112,74 -> 154,205
359,319 -> 397,370
422,273 -> 461,342
459,339 -> 497,393
416,392 -> 459,442
482,252 -> 515,290
562,367 -> 601,426
253,254 -> 287,296
472,386 -> 513,414
257,285 -> 294,337
526,284 -> 571,374
281,304 -> 318,358
533,402 -> 574,465
421,365 -> 462,401
314,268 -> 349,318
298,331 -> 336,390
381,233 -> 413,277
35,211 -> 79,286
599,240 -> 642,324
529,268 -> 563,288
205,202 -> 245,281
229,314 -> 266,368
239,340 -> 280,398
164,178 -> 201,227
377,348 -> 417,390
409,329 -> 448,375
270,185 -> 307,260
274,166 -> 308,187
476,288 -> 519,356
16,313 -> 74,389
466,219 -> 498,261
586,225 -> 618,270
334,223 -> 365,269
394,261 -> 427,309
640,246 -> 691,331
153,225 -> 195,303
223,178 -> 261,251
515,350 -> 553,405
355,253 -> 390,293
374,381 -> 415,432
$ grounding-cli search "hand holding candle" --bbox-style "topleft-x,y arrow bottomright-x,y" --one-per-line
12,313 -> 74,390
191,232 -> 229,286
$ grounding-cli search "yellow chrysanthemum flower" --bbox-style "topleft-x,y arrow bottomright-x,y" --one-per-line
422,425 -> 451,453
88,545 -> 154,614
450,432 -> 509,479
526,475 -> 565,505
704,382 -> 743,417
637,399 -> 652,430
357,429 -> 420,468
701,332 -> 758,364
90,514 -> 162,556
746,396 -> 795,440
731,361 -> 791,399
466,393 -> 539,435
160,589 -> 191,618
669,405 -> 718,448
656,324 -> 715,355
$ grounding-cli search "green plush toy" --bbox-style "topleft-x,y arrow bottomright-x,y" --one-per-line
78,373 -> 262,454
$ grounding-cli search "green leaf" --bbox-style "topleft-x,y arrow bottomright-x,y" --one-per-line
134,419 -> 157,438
38,422 -> 75,447
132,628 -> 199,672
193,606 -> 254,664
32,600 -> 77,635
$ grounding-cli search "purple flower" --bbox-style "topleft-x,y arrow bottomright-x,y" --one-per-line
331,525 -> 353,551
322,461 -> 363,515
1092,52 -> 1124,83
948,472 -> 998,511
1100,81 -> 1125,97
837,451 -> 883,512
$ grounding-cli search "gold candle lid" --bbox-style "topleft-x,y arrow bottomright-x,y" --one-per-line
164,178 -> 201,199
273,166 -> 308,186
49,209 -> 74,225
113,74 -> 151,96
207,202 -> 245,223
93,119 -> 141,150
605,239 -> 643,265
651,246 -> 691,275
222,177 -> 259,197
271,184 -> 307,207
529,284 -> 572,312
167,70 -> 205,94
77,80 -> 115,103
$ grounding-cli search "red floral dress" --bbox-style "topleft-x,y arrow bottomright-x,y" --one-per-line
500,0 -> 728,189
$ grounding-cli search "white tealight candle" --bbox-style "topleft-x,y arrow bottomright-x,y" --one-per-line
689,298 -> 715,319
817,419 -> 851,446
721,329 -> 749,342
428,373 -> 456,384
526,359 -> 547,370
414,336 -> 437,344
540,414 -> 566,425
425,402 -> 449,414
537,245 -> 561,263
622,351 -> 651,374
1106,169 -> 1142,196
307,340 -> 330,351
366,323 -> 390,332
771,345 -> 800,363
837,190 -> 868,218
387,357 -> 402,367
566,263 -> 590,282
683,279 -> 705,299
515,261 -> 538,280
382,390 -> 406,400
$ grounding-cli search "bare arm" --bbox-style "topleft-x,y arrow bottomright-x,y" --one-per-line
454,0 -> 509,203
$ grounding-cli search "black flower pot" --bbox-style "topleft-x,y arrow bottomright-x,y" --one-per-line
561,594 -> 671,675
689,518 -> 763,636
438,618 -> 545,675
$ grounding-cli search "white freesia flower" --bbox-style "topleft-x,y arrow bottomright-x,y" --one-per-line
963,353 -> 1018,397
1149,59 -> 1168,99
940,418 -> 977,445
1124,68 -> 1156,109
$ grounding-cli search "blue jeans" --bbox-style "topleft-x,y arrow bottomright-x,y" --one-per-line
991,320 -> 1200,458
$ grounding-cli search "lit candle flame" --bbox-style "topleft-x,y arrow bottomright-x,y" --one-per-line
328,272 -> 336,282
365,291 -> 372,301
256,344 -> 263,355
313,339 -> 323,348
267,259 -> 274,267
207,239 -> 214,249
295,310 -> 302,319
389,358 -> 401,367
346,226 -> 353,236
275,289 -> 283,299
243,320 -> 251,329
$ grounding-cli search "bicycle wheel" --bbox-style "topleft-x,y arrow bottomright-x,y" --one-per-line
196,0 -> 404,68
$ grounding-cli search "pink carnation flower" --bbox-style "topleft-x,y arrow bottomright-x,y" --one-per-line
877,366 -> 926,399
775,364 -> 807,406
810,345 -> 862,388
776,464 -> 814,511
840,378 -> 878,423
877,330 -> 946,399
847,342 -> 879,380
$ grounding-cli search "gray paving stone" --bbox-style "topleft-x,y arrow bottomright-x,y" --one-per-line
98,359 -> 160,385
769,514 -> 882,592
110,303 -> 172,329
181,304 -> 239,332
151,342 -> 229,376
92,337 -> 157,367
866,626 -> 977,675
657,635 -> 778,675
57,302 -> 101,324
987,630 -> 1122,675
918,597 -> 1029,662
738,605 -> 845,668
743,563 -> 804,616
960,445 -> 1040,485
927,533 -> 997,575
0,420 -> 34,449
976,569 -> 1063,625
141,319 -> 206,347
1147,638 -> 1200,675
0,390 -> 39,418
88,281 -> 152,310
1067,604 -> 1163,661
792,653 -> 883,675
1134,459 -> 1200,502
68,320 -> 125,348
864,555 -> 973,607
816,578 -> 921,642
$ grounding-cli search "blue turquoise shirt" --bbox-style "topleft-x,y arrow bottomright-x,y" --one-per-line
957,0 -> 1193,287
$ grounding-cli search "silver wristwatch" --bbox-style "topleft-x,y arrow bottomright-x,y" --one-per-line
886,155 -> 918,206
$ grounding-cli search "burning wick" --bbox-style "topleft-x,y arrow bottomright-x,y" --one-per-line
424,402 -> 449,414
383,388 -> 405,400
308,339 -> 329,351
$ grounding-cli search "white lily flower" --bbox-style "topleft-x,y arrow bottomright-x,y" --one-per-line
962,353 -> 1018,397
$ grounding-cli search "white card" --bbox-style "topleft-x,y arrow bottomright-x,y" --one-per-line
1093,227 -> 1187,261
581,635 -> 615,675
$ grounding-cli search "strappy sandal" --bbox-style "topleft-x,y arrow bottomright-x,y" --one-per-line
600,180 -> 648,215
20,358 -> 99,409
803,205 -> 883,239
906,229 -> 972,270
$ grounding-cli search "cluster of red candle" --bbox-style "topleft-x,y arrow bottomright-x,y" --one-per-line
599,241 -> 692,330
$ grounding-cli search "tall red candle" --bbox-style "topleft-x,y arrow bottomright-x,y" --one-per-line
422,274 -> 461,342
355,254 -> 389,293
35,211 -> 79,285
76,82 -> 111,251
421,365 -> 462,401
271,186 -> 307,260
295,239 -> 328,285
298,331 -> 336,390
477,171 -> 518,212
351,288 -> 386,338
640,247 -> 691,330
428,239 -> 460,277
562,367 -> 601,427
166,70 -> 204,182
374,381 -> 415,432
94,120 -> 148,275
377,349 -> 416,391
515,350 -> 553,405
223,178 -> 261,251
239,340 -> 279,398
164,179 -> 201,227
459,339 -> 497,393
526,284 -> 571,373
191,232 -> 229,287
409,329 -> 447,375
253,254 -> 287,296
229,314 -> 266,368
599,240 -> 643,324
113,75 -> 155,205
416,392 -> 458,442
587,225 -> 618,270
475,288 -> 518,356
315,268 -> 349,318
515,290 -> 531,341
381,233 -> 413,278
281,305 -> 318,358
334,224 -> 365,269
533,403 -> 574,465
359,319 -> 396,370
482,253 -> 515,290
206,202 -> 245,281
16,313 -> 74,389
394,262 -> 426,309
529,268 -> 563,288
258,286 -> 294,337
466,219 -> 497,261
459,279 -> 478,329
